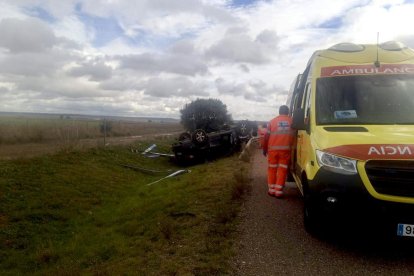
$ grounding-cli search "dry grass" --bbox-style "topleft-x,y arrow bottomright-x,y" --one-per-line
0,115 -> 183,160
0,116 -> 183,145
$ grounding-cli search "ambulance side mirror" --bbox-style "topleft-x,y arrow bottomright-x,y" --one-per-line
292,108 -> 306,130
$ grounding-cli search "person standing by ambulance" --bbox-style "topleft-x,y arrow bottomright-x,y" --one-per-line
263,105 -> 295,198
258,123 -> 267,149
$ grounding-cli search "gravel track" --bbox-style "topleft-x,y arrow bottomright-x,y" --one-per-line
233,149 -> 414,275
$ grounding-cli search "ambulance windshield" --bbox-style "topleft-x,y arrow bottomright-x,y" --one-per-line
316,74 -> 414,125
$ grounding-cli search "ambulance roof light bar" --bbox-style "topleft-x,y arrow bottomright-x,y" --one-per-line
328,43 -> 365,52
380,41 -> 406,51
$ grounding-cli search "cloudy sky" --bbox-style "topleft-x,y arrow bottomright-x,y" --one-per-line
0,0 -> 414,121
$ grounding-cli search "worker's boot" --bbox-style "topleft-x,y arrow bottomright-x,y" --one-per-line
268,184 -> 276,197
275,190 -> 284,198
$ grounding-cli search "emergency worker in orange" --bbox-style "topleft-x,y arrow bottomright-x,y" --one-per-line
258,123 -> 267,149
263,105 -> 295,198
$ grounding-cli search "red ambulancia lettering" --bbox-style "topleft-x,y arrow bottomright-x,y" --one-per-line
321,64 -> 414,77
324,144 -> 414,160
368,146 -> 412,156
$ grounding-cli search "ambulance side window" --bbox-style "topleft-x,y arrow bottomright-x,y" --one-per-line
303,82 -> 312,127
291,64 -> 310,130
292,94 -> 299,115
295,67 -> 310,113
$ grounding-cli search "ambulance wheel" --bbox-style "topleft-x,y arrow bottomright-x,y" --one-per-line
303,181 -> 322,235
286,171 -> 294,182
304,195 -> 318,234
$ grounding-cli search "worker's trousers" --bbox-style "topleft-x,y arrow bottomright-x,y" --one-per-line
259,136 -> 265,149
267,150 -> 290,197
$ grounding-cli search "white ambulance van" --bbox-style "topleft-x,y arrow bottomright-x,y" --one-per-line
287,41 -> 414,236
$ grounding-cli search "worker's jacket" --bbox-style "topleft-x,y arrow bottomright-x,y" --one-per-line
258,127 -> 267,148
264,115 -> 294,152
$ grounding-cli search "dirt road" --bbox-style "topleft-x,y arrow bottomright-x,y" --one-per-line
233,149 -> 414,275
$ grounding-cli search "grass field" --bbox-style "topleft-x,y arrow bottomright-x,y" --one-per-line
0,114 -> 184,160
0,114 -> 183,145
0,138 -> 251,275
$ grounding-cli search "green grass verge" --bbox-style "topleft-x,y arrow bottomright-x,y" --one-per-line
0,139 -> 250,275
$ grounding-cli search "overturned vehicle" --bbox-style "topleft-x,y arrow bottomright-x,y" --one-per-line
172,120 -> 257,164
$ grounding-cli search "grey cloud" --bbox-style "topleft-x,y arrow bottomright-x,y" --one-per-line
244,92 -> 267,102
148,0 -> 202,12
0,18 -> 57,53
69,61 -> 112,81
206,28 -> 279,64
249,79 -> 266,90
239,64 -> 250,73
15,76 -> 105,99
226,26 -> 247,35
0,86 -> 9,93
120,53 -> 208,76
57,37 -> 82,50
0,50 -> 72,76
215,78 -> 245,96
144,77 -> 209,98
255,30 -> 279,45
99,76 -> 144,91
169,40 -> 195,54
120,53 -> 157,71
147,0 -> 237,25
77,0 -> 236,49
216,78 -> 276,102
207,36 -> 267,64
202,5 -> 237,24
278,90 -> 289,96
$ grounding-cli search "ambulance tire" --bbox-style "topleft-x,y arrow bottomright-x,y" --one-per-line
304,195 -> 319,235
303,180 -> 323,235
286,171 -> 294,182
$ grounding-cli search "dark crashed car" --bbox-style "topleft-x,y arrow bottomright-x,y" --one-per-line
172,120 -> 257,164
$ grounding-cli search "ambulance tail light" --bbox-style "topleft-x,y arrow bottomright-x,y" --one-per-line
316,150 -> 357,175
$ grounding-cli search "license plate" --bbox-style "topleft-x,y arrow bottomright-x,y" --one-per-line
397,224 -> 414,237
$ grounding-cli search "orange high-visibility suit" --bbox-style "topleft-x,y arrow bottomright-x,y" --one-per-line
263,115 -> 294,197
258,126 -> 267,149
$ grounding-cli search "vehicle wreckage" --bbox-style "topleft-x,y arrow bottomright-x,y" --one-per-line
126,120 -> 257,185
171,120 -> 257,164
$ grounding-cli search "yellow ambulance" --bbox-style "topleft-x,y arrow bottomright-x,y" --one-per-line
287,41 -> 414,236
